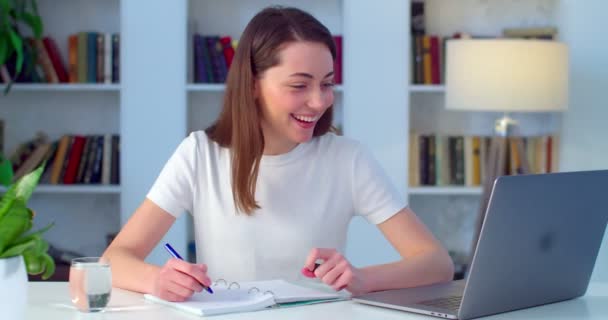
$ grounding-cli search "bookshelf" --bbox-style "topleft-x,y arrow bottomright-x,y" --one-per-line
186,84 -> 344,93
0,185 -> 121,194
0,84 -> 120,92
409,186 -> 482,196
410,85 -> 445,93
405,0 -> 566,260
407,0 -> 562,196
0,0 -> 122,264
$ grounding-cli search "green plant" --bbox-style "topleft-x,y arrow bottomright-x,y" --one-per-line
0,0 -> 44,94
0,154 -> 12,186
0,164 -> 54,279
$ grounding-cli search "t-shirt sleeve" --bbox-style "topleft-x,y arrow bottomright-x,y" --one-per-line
352,144 -> 407,224
146,134 -> 197,218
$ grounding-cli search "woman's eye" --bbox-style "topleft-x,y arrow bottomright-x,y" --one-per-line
322,82 -> 335,88
290,84 -> 306,89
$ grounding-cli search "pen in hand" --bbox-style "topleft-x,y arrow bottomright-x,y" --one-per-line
164,243 -> 214,294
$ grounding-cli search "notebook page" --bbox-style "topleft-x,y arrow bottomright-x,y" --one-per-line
238,279 -> 343,304
144,288 -> 275,316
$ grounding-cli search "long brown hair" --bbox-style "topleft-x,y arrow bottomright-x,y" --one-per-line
205,6 -> 336,214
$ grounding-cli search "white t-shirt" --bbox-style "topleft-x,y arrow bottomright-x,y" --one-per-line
147,131 -> 406,282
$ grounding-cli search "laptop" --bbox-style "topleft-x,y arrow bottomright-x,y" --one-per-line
353,170 -> 608,319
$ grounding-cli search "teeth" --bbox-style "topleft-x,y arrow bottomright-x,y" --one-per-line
292,114 -> 317,122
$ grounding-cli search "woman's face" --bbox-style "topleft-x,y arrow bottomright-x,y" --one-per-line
255,41 -> 335,154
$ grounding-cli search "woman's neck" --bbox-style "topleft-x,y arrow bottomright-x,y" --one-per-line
263,138 -> 298,155
262,130 -> 299,155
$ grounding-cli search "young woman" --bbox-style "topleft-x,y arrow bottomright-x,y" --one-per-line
102,6 -> 454,302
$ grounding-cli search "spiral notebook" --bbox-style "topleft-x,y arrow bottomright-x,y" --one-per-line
143,279 -> 347,316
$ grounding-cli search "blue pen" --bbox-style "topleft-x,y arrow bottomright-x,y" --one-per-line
164,243 -> 214,294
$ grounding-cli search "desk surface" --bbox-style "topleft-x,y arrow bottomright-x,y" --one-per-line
27,282 -> 608,319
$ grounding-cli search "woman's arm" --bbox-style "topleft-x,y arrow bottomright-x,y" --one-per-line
304,207 -> 454,295
359,206 -> 455,292
102,199 -> 211,300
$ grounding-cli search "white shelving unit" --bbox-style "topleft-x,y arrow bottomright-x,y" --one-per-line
0,185 -> 121,194
409,186 -> 482,196
404,0 -> 567,260
186,84 -> 343,92
1,0 -> 122,259
0,84 -> 120,92
409,85 -> 445,93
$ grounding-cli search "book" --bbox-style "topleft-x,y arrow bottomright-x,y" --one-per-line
143,279 -> 346,317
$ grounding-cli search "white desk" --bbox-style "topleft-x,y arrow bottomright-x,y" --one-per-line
27,282 -> 608,319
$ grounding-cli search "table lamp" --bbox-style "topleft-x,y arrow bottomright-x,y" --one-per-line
444,39 -> 569,267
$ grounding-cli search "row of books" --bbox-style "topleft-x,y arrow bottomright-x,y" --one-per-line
410,26 -> 557,85
0,32 -> 120,84
410,0 -> 557,85
408,134 -> 559,187
9,134 -> 120,185
192,34 -> 343,84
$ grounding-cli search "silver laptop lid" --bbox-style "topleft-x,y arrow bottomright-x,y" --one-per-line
459,170 -> 608,319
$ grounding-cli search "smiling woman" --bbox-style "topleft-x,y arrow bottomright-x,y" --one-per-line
102,6 -> 454,302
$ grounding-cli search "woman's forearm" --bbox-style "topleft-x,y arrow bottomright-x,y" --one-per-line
102,247 -> 160,294
359,249 -> 455,293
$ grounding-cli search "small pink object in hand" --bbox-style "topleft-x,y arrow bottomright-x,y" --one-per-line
301,263 -> 321,278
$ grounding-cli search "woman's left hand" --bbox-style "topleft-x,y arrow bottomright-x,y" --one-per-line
302,248 -> 369,295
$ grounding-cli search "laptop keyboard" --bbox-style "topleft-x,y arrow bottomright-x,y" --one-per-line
418,295 -> 462,312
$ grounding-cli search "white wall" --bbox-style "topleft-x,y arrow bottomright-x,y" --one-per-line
343,0 -> 409,266
121,0 -> 189,265
557,0 -> 608,281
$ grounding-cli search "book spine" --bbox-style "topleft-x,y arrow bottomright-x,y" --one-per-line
87,32 -> 98,83
193,34 -> 208,83
104,33 -> 112,83
43,37 -> 69,83
63,135 -> 86,184
101,133 -> 112,184
110,135 -> 120,185
112,34 -> 120,83
96,33 -> 105,83
68,35 -> 79,83
77,32 -> 88,83
75,136 -> 92,183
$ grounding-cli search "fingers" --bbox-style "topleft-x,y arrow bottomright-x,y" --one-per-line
314,252 -> 342,279
165,280 -> 195,301
168,259 -> 212,287
155,259 -> 213,301
321,259 -> 349,287
159,290 -> 187,302
171,269 -> 204,293
304,248 -> 335,271
304,248 -> 354,290
332,268 -> 353,291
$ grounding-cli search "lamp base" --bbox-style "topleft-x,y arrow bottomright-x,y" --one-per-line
495,114 -> 518,137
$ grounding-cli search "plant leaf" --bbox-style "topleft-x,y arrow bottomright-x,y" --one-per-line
0,236 -> 37,258
0,35 -> 8,66
13,164 -> 43,202
14,222 -> 54,244
0,199 -> 32,254
23,249 -> 43,275
40,252 -> 55,280
0,164 -> 42,221
7,29 -> 24,74
0,155 -> 13,186
21,12 -> 43,38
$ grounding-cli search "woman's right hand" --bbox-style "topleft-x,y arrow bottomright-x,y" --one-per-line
152,258 -> 212,301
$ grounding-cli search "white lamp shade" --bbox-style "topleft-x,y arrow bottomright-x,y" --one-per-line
445,39 -> 569,112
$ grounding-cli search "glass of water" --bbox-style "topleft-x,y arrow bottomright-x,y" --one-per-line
69,257 -> 112,312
